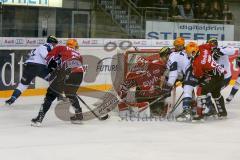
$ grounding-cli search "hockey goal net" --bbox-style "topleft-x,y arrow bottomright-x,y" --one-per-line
124,49 -> 161,78
123,49 -> 176,106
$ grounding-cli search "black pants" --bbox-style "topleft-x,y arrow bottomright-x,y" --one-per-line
21,63 -> 50,85
201,74 -> 224,98
41,72 -> 83,115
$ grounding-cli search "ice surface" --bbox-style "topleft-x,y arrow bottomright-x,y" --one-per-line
0,87 -> 240,160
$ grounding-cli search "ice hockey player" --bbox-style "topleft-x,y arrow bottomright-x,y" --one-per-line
202,38 -> 235,113
226,55 -> 240,102
165,38 -> 197,121
31,39 -> 84,126
172,37 -> 185,52
185,42 -> 227,120
207,38 -> 235,87
117,47 -> 172,118
5,35 -> 58,105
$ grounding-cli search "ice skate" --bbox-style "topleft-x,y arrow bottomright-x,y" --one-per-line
204,106 -> 218,119
176,108 -> 192,122
31,111 -> 45,127
5,97 -> 16,105
70,112 -> 83,124
226,95 -> 233,103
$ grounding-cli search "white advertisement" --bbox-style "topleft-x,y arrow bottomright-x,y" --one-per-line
146,21 -> 234,41
0,0 -> 62,7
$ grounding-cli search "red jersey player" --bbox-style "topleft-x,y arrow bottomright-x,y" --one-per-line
118,47 -> 171,118
185,42 -> 227,120
31,39 -> 84,126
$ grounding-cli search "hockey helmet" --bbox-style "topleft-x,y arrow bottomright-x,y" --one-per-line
47,35 -> 58,44
173,37 -> 185,51
66,39 -> 79,49
207,38 -> 218,47
185,42 -> 199,57
159,47 -> 171,58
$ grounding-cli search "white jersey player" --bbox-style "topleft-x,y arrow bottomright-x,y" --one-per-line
165,37 -> 196,121
5,35 -> 58,105
226,53 -> 240,102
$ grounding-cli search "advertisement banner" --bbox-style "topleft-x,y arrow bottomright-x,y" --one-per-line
0,50 -> 35,90
0,38 -> 239,93
146,21 -> 234,41
0,0 -> 62,7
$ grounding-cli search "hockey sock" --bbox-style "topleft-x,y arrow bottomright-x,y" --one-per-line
41,89 -> 57,114
230,81 -> 240,97
11,89 -> 22,100
229,87 -> 239,97
182,97 -> 192,110
68,95 -> 82,113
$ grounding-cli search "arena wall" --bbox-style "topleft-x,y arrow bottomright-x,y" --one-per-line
0,38 -> 239,97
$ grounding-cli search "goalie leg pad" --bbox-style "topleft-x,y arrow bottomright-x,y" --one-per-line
214,96 -> 227,118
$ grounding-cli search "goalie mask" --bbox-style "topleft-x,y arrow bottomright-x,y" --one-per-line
185,42 -> 199,58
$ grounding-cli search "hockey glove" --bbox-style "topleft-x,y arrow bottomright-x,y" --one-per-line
162,82 -> 172,97
199,76 -> 211,86
212,48 -> 224,61
48,55 -> 62,72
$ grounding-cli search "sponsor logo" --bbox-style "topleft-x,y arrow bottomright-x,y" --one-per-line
26,39 -> 37,45
37,39 -> 46,44
0,51 -> 35,89
96,57 -> 119,72
4,39 -> 14,45
201,50 -> 208,64
147,32 -> 225,40
15,39 -> 24,45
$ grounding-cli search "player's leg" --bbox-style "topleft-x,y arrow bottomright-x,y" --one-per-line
211,75 -> 227,118
176,68 -> 197,121
64,72 -> 83,122
222,76 -> 232,89
203,93 -> 217,117
176,84 -> 194,121
5,63 -> 36,105
226,75 -> 240,102
31,87 -> 58,126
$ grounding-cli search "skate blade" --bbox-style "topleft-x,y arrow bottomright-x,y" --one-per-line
225,101 -> 231,104
217,116 -> 227,120
176,118 -> 192,122
191,119 -> 205,123
71,120 -> 83,124
31,122 -> 42,127
204,115 -> 218,121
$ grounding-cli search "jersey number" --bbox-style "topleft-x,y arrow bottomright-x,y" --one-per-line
29,49 -> 36,57
179,52 -> 184,56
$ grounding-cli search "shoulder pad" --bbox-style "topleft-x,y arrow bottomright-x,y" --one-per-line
43,43 -> 53,52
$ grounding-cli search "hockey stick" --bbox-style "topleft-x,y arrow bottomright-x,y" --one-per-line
147,91 -> 172,106
76,95 -> 109,121
167,91 -> 184,115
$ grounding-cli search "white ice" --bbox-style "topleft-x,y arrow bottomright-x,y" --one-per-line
0,86 -> 240,160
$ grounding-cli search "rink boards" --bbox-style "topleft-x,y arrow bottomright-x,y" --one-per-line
0,38 -> 239,98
